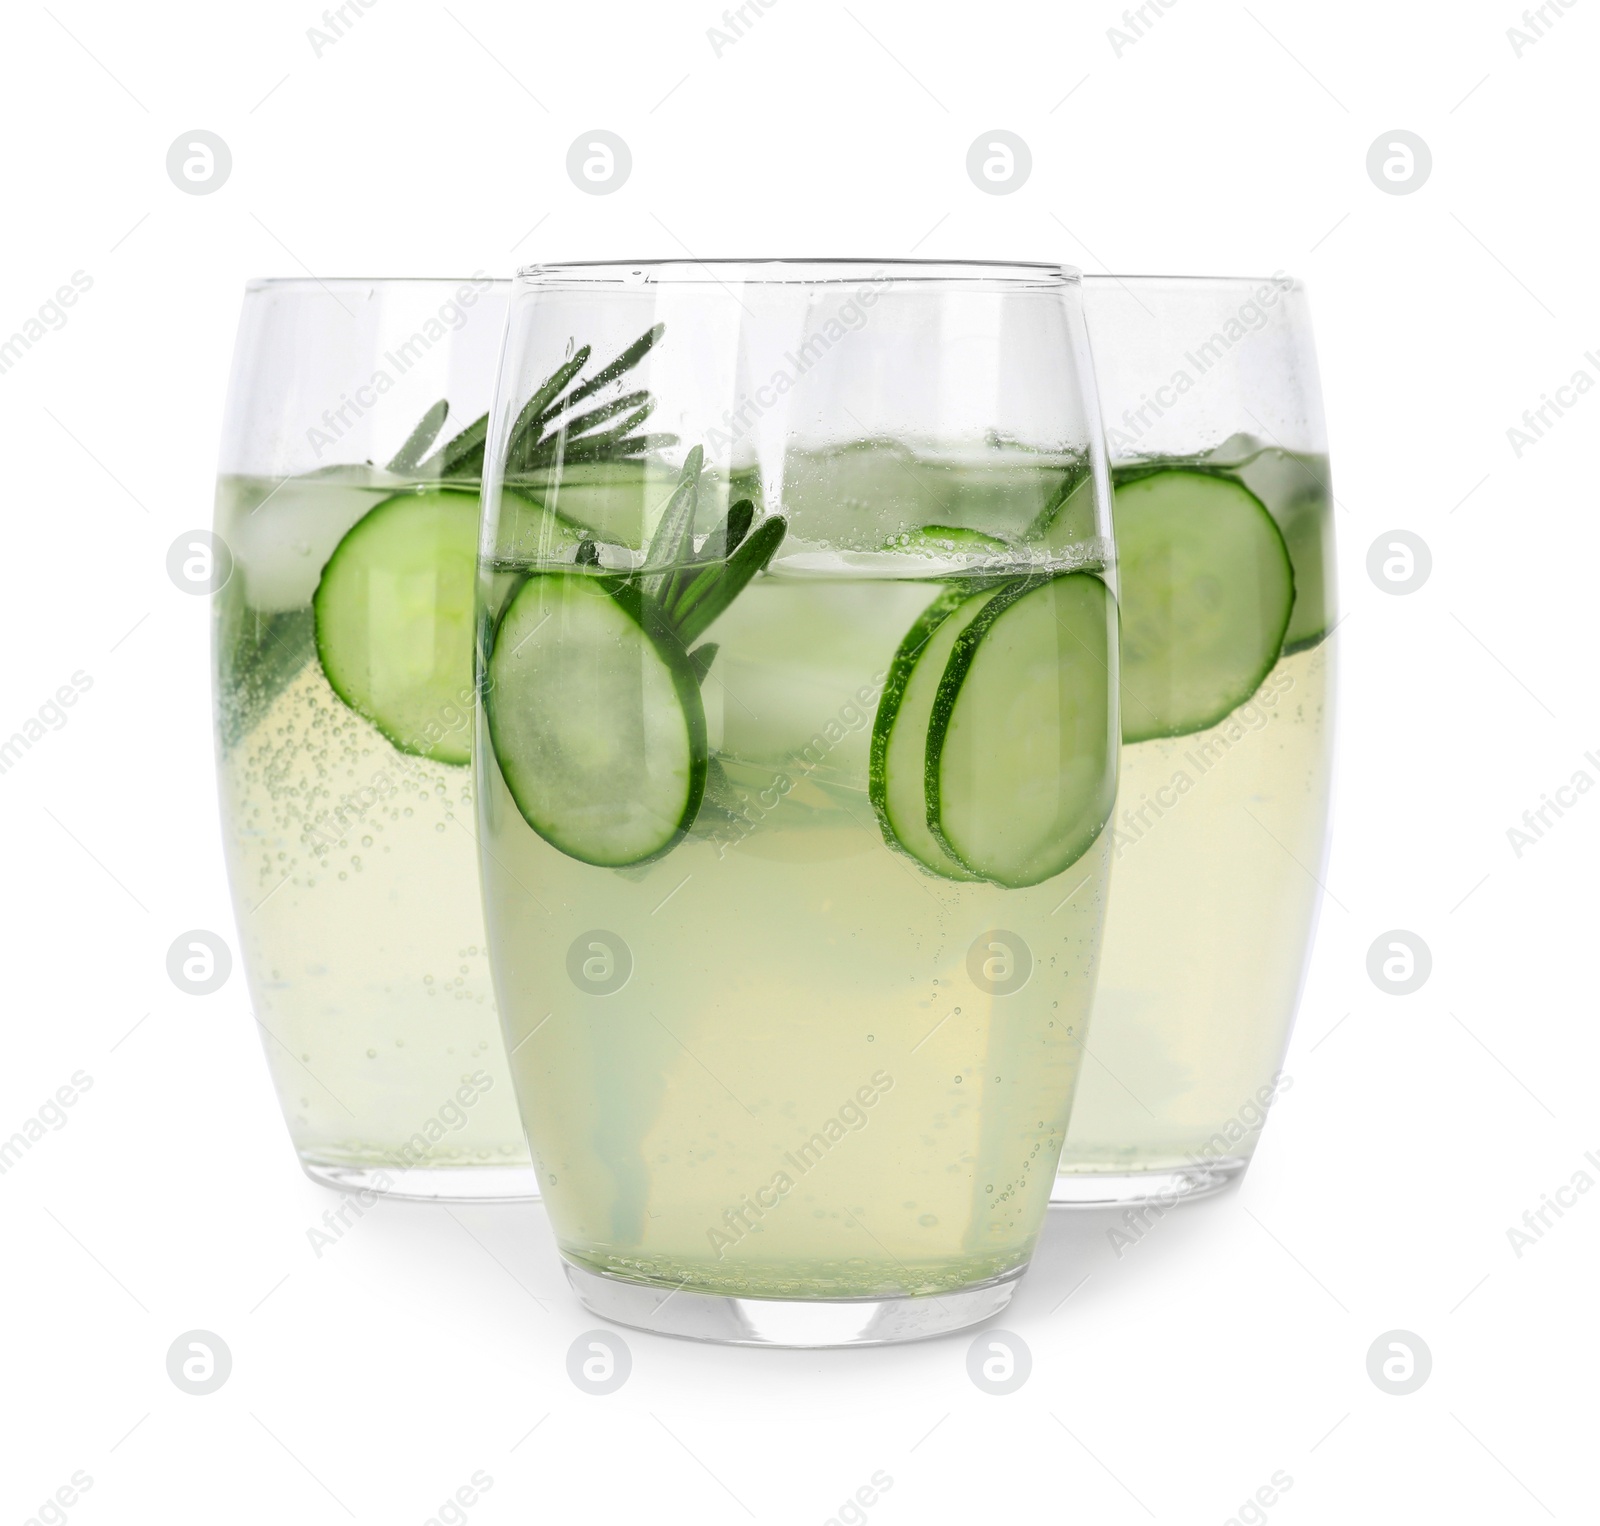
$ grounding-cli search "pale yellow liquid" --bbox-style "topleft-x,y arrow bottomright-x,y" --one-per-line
482,571 -> 1111,1298
215,473 -> 528,1171
1057,640 -> 1332,1175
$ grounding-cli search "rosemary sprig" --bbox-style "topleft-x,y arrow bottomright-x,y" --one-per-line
385,398 -> 449,474
624,448 -> 786,673
398,322 -> 673,483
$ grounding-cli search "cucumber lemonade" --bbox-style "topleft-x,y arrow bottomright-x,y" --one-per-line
1057,434 -> 1334,1186
213,303 -> 668,1187
215,467 -> 528,1176
479,426 -> 1119,1300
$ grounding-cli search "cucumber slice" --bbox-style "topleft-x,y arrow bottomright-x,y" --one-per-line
510,459 -> 761,551
928,574 -> 1117,888
1112,469 -> 1295,743
513,460 -> 681,550
869,585 -> 1009,881
485,572 -> 707,867
496,490 -> 589,566
312,488 -> 481,765
782,440 -> 1077,551
313,487 -> 578,764
887,525 -> 1009,555
1028,469 -> 1099,553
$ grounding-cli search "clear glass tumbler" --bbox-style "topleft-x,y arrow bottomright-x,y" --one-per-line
477,259 -> 1119,1344
214,276 -> 537,1199
1052,274 -> 1336,1206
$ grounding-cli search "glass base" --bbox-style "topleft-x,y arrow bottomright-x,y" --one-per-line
301,1159 -> 543,1202
1049,1157 -> 1245,1207
562,1259 -> 1023,1347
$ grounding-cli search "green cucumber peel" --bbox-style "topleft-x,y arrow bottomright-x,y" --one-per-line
868,583 -> 991,880
923,578 -> 1038,852
485,570 -> 709,868
482,447 -> 786,870
1112,467 -> 1295,742
923,572 -> 1116,887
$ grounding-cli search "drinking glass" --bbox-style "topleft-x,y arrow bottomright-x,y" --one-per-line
214,276 -> 537,1199
477,259 -> 1119,1344
1052,274 -> 1336,1205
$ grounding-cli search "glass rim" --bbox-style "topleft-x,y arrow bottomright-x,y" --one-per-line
241,275 -> 506,292
512,257 -> 1083,287
1085,271 -> 1304,291
238,269 -> 1299,293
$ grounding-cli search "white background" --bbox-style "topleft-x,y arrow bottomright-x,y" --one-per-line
1,2 -> 1596,1522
